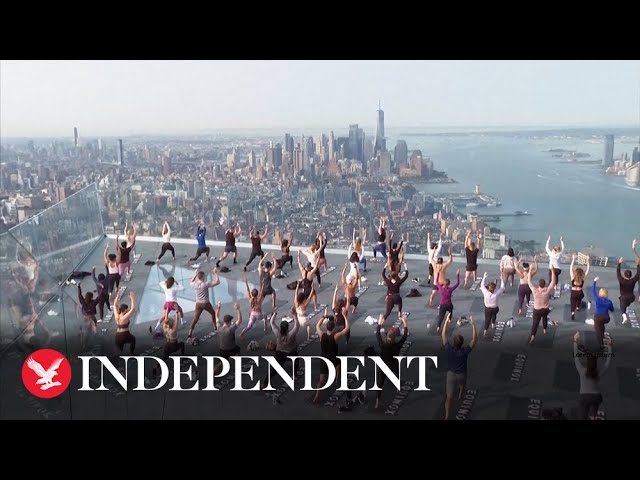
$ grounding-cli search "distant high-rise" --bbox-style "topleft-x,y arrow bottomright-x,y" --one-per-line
603,134 -> 614,167
347,124 -> 365,163
161,156 -> 172,176
374,100 -> 386,156
394,140 -> 408,168
328,131 -> 335,162
117,139 -> 124,165
74,127 -> 79,148
248,150 -> 257,168
284,133 -> 294,157
632,147 -> 639,165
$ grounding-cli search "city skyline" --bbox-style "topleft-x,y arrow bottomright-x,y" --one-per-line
1,60 -> 639,137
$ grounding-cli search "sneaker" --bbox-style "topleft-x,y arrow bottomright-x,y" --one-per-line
585,318 -> 594,325
571,313 -> 575,321
622,313 -> 629,324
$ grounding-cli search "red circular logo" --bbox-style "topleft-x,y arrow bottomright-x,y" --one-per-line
21,349 -> 71,399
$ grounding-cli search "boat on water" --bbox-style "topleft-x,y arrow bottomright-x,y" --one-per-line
466,202 -> 478,207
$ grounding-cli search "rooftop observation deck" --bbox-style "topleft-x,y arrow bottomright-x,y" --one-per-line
1,233 -> 639,420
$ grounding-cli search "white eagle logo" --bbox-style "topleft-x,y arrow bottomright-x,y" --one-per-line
27,356 -> 64,390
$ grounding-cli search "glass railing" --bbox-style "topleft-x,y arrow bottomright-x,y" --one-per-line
0,183 -> 103,377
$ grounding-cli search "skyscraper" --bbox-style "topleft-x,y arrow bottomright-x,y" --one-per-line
117,139 -> 124,166
603,134 -> 614,167
74,127 -> 79,148
347,124 -> 365,163
632,147 -> 639,165
329,131 -> 335,162
374,100 -> 386,156
284,133 -> 294,157
394,140 -> 408,168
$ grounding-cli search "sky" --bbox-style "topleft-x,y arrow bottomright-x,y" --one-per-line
1,60 -> 639,137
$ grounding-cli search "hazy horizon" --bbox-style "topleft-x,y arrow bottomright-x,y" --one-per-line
1,60 -> 639,137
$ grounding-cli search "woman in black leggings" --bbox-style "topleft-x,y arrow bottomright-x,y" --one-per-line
569,254 -> 590,321
276,232 -> 294,272
381,264 -> 409,321
312,310 -> 351,403
617,256 -> 640,325
113,290 -> 136,354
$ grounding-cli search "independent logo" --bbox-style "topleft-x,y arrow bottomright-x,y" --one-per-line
21,349 -> 71,399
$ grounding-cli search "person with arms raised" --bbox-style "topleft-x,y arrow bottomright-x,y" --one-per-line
480,272 -> 505,337
591,276 -> 614,347
441,312 -> 477,420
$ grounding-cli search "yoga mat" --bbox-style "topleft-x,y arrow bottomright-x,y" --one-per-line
552,360 -> 580,392
618,367 -> 640,400
529,325 -> 555,349
469,297 -> 485,314
506,396 -> 544,420
493,353 -> 525,382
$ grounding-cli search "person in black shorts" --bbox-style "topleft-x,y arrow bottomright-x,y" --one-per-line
258,253 -> 279,310
217,224 -> 242,268
463,230 -> 481,288
312,310 -> 351,403
315,231 -> 329,272
245,224 -> 269,271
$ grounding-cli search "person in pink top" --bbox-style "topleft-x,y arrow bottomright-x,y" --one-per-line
527,269 -> 557,345
436,269 -> 460,333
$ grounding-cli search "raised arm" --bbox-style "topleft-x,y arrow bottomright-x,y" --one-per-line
270,310 -> 280,335
527,271 -> 536,292
514,258 -> 523,277
633,239 -> 640,264
451,270 -> 461,291
570,254 -> 576,281
585,256 -> 591,278
244,273 -> 251,297
316,314 -> 325,338
269,253 -> 278,275
234,225 -> 242,238
332,284 -> 339,311
480,272 -> 489,294
616,258 -> 623,282
289,308 -> 300,337
444,246 -> 453,267
92,266 -> 99,286
103,246 -> 109,265
352,228 -> 356,246
398,266 -> 410,285
559,236 -> 564,253
302,286 -> 315,308
465,231 -> 471,249
234,302 -> 242,326
545,235 -> 552,255
591,277 -> 598,300
434,235 -> 443,258
249,225 -> 255,238
441,311 -> 451,345
260,225 -> 269,240
77,285 -> 84,306
530,256 -> 539,278
546,270 -> 557,293
469,316 -> 478,348
211,268 -> 220,288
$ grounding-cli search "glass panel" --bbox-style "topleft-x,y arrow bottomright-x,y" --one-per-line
0,184 -> 104,419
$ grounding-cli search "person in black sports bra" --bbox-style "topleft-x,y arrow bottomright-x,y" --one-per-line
245,224 -> 269,271
114,290 -> 136,354
387,232 -> 405,273
569,254 -> 591,321
315,231 -> 329,272
312,309 -> 351,403
216,224 -> 242,268
276,231 -> 294,272
617,255 -> 640,324
463,231 -> 481,288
